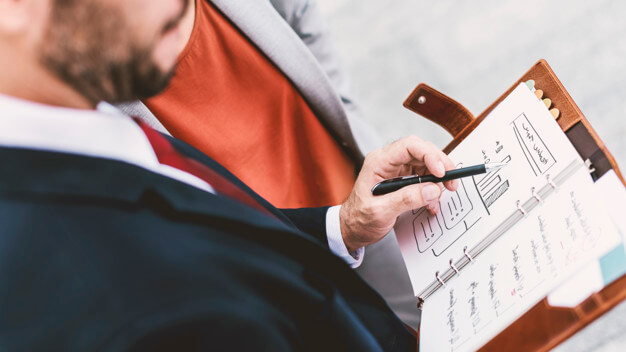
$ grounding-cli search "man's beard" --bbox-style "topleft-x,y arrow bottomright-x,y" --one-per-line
39,0 -> 176,105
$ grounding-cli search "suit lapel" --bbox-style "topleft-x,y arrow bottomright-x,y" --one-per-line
209,0 -> 362,161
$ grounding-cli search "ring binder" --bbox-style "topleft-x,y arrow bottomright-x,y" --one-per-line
463,246 -> 474,262
546,174 -> 557,189
435,271 -> 446,287
450,259 -> 460,275
516,200 -> 527,216
416,159 -> 583,301
584,158 -> 596,173
531,187 -> 543,203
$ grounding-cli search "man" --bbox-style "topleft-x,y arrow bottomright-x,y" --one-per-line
118,0 -> 425,325
0,0 -> 456,350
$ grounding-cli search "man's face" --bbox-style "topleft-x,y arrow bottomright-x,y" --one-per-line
38,0 -> 188,104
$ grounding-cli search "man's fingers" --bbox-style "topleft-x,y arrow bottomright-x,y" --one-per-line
368,136 -> 458,179
381,182 -> 442,215
342,136 -> 459,250
444,179 -> 459,192
440,151 -> 458,191
423,149 -> 460,192
424,153 -> 445,177
404,138 -> 442,168
425,201 -> 440,215
374,136 -> 432,170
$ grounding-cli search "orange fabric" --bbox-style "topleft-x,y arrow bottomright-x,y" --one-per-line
144,1 -> 356,208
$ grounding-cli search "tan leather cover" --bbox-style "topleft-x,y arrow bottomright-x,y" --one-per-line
405,59 -> 626,351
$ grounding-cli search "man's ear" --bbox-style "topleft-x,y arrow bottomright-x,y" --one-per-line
0,0 -> 34,34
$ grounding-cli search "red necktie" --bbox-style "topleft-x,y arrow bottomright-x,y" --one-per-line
135,119 -> 276,218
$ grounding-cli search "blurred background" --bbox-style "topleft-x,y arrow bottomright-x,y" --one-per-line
318,0 -> 626,168
317,0 -> 626,350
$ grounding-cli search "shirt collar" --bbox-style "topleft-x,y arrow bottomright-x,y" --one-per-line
0,93 -> 216,194
0,93 -> 161,171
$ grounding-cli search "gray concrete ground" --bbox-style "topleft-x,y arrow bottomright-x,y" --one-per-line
317,0 -> 626,350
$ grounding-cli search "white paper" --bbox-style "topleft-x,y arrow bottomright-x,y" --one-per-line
395,83 -> 585,295
594,170 -> 626,249
419,167 -> 621,352
547,170 -> 626,308
546,262 -> 604,308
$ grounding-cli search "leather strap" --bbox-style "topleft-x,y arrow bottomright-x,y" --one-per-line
403,83 -> 475,137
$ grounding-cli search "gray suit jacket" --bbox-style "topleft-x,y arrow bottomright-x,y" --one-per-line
117,0 -> 382,162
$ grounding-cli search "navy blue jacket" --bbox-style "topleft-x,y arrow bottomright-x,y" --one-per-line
0,136 -> 416,351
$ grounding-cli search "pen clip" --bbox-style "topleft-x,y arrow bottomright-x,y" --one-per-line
371,174 -> 421,194
376,174 -> 420,185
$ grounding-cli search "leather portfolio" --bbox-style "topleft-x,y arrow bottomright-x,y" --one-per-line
403,59 -> 625,351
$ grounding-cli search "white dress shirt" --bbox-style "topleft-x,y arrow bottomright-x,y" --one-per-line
0,93 -> 363,267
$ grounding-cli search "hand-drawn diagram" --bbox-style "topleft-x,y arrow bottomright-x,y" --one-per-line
512,113 -> 556,176
412,176 -> 481,256
474,155 -> 512,213
407,108 -> 561,260
412,208 -> 443,251
410,153 -> 516,256
441,180 -> 474,229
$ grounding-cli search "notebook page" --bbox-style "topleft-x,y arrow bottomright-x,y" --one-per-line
395,83 -> 585,295
418,166 -> 621,352
547,170 -> 626,308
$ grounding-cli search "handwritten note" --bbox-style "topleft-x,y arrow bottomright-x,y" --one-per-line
512,113 -> 556,175
418,167 -> 621,352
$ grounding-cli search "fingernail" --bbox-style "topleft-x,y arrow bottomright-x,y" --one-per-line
436,161 -> 445,176
422,184 -> 440,202
426,202 -> 439,214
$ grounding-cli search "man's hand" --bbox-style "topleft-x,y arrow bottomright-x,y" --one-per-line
340,136 -> 458,252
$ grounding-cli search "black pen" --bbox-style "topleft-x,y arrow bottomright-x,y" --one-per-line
371,162 -> 508,196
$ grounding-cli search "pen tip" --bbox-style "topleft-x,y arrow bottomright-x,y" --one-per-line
486,162 -> 508,171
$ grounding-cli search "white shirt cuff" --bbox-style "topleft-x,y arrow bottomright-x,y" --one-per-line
325,205 -> 364,268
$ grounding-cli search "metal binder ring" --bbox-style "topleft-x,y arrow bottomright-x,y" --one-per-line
463,246 -> 474,262
531,187 -> 543,203
546,174 -> 557,190
435,271 -> 446,287
516,200 -> 527,216
450,259 -> 460,275
585,159 -> 596,174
